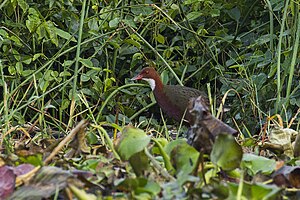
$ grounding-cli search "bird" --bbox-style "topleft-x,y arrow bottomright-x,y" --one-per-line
131,67 -> 208,123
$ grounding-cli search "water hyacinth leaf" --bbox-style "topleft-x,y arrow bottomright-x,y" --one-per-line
241,154 -> 276,176
228,182 -> 280,200
117,177 -> 160,197
165,139 -> 199,175
211,134 -> 242,171
115,125 -> 150,160
129,150 -> 149,176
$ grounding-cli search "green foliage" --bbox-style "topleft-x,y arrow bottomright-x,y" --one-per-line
115,125 -> 150,160
211,134 -> 242,171
0,0 -> 300,198
241,153 -> 277,176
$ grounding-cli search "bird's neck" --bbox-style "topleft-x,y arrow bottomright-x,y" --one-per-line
142,75 -> 164,92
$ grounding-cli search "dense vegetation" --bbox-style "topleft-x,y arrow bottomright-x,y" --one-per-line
0,0 -> 299,199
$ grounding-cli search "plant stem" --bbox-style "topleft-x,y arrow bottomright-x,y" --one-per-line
275,0 -> 290,113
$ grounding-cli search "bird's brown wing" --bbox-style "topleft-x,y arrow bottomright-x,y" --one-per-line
163,85 -> 207,121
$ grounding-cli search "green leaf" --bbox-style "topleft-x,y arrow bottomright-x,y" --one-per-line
8,65 -> 16,75
55,27 -> 77,42
39,79 -> 49,92
81,74 -> 90,82
59,71 -> 72,77
44,21 -> 58,46
154,34 -> 165,44
129,151 -> 149,176
63,60 -> 74,67
22,56 -> 32,64
12,49 -> 20,61
79,58 -> 94,68
22,70 -> 35,77
186,11 -> 202,21
165,139 -> 199,175
123,39 -> 141,48
115,125 -> 150,160
32,53 -> 44,61
251,73 -> 267,90
109,18 -> 120,28
61,99 -> 70,110
241,154 -> 276,176
131,6 -> 152,15
17,0 -> 29,12
19,154 -> 43,166
10,35 -> 22,47
130,52 -> 143,68
161,70 -> 169,85
15,62 -> 23,74
227,7 -> 240,22
211,134 -> 242,171
26,8 -> 41,33
228,182 -> 280,200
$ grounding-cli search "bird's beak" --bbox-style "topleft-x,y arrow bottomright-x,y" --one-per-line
131,74 -> 143,81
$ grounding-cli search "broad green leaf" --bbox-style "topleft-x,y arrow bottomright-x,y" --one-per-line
44,21 -> 58,46
129,151 -> 149,176
50,70 -> 58,78
59,71 -> 72,77
109,18 -> 120,28
211,134 -> 242,171
55,27 -> 76,42
44,70 -> 54,81
39,79 -> 49,92
123,39 -> 141,48
12,49 -> 20,61
17,0 -> 29,12
154,34 -> 165,44
63,60 -> 74,67
8,65 -> 16,75
15,62 -> 23,74
79,58 -> 94,68
228,182 -> 280,200
251,73 -> 267,90
165,139 -> 199,175
22,56 -> 32,64
122,19 -> 137,29
19,154 -> 43,166
152,138 -> 174,173
131,6 -> 152,15
130,52 -> 143,68
61,99 -> 70,110
22,70 -> 35,77
26,8 -> 41,33
10,35 -> 22,47
241,153 -> 276,176
186,11 -> 202,21
81,74 -> 90,82
115,125 -> 150,160
33,53 -> 45,61
227,7 -> 240,22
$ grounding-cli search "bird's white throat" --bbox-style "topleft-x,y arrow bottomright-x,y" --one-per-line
142,78 -> 156,90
